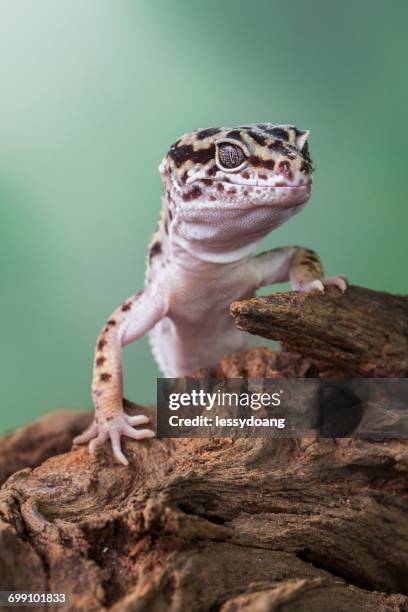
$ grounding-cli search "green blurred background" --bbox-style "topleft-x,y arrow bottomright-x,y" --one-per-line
1,0 -> 407,434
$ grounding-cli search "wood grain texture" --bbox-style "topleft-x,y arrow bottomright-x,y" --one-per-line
231,285 -> 408,377
0,286 -> 407,611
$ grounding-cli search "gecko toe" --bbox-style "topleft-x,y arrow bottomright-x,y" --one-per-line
323,275 -> 348,292
126,414 -> 150,426
122,424 -> 155,440
73,423 -> 98,445
110,430 -> 129,465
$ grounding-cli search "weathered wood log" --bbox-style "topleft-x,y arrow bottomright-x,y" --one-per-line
0,347 -> 407,611
0,410 -> 92,487
230,285 -> 408,377
1,286 -> 407,610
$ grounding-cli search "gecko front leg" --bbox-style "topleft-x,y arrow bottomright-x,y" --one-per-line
254,246 -> 347,292
73,285 -> 168,465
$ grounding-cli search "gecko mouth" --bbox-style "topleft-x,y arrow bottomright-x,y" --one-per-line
212,179 -> 312,189
180,180 -> 312,209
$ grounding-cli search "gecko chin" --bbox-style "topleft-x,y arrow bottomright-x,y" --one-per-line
173,186 -> 312,263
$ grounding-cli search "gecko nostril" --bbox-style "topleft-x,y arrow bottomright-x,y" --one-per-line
300,162 -> 310,174
278,160 -> 293,180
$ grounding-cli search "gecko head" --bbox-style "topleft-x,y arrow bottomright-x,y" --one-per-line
159,124 -> 314,262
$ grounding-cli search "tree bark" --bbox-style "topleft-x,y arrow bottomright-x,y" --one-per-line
230,285 -> 408,377
0,285 -> 407,612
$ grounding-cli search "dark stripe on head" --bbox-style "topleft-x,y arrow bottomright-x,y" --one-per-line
226,129 -> 242,141
247,130 -> 267,146
196,127 -> 221,140
268,140 -> 291,156
169,143 -> 216,168
266,127 -> 289,141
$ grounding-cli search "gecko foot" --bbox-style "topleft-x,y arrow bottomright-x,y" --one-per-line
292,275 -> 348,293
73,410 -> 154,466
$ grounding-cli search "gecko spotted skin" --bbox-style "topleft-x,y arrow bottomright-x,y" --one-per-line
74,123 -> 347,464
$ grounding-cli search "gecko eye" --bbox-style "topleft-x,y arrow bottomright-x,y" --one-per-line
216,142 -> 247,171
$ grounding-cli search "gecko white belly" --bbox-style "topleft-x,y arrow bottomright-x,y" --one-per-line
148,259 -> 260,376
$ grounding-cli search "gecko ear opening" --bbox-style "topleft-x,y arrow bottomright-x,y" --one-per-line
296,130 -> 310,151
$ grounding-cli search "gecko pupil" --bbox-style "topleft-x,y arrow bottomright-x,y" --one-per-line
218,143 -> 246,169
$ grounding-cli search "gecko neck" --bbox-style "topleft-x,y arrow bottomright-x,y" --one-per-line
167,194 -> 301,269
168,202 -> 263,270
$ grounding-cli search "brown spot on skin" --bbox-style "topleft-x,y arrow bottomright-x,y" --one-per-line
258,173 -> 267,180
262,159 -> 275,170
201,178 -> 213,186
196,127 -> 220,140
207,165 -> 218,176
182,185 -> 202,201
96,356 -> 106,367
100,372 -> 112,382
209,195 -> 216,201
98,339 -> 107,351
249,156 -> 261,167
241,171 -> 250,179
107,319 -> 116,326
228,188 -> 237,195
106,415 -> 114,422
149,241 -> 162,261
278,161 -> 293,180
121,302 -> 132,312
168,209 -> 173,221
275,181 -> 288,187
217,183 -> 224,192
181,170 -> 189,184
243,189 -> 248,196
